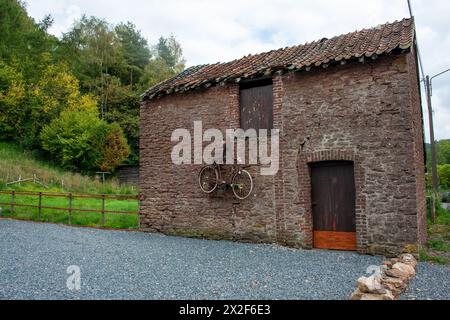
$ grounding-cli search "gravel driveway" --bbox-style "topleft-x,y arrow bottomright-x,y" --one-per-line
0,219 -> 447,300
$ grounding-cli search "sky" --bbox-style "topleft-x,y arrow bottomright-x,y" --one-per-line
25,0 -> 450,142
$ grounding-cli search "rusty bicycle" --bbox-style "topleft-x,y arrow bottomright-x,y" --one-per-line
198,162 -> 254,200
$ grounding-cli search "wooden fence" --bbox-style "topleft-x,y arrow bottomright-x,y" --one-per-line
0,191 -> 139,227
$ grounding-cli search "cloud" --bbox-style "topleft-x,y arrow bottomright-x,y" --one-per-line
26,0 -> 450,140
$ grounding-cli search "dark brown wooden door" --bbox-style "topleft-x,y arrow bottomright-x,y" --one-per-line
310,161 -> 357,251
240,84 -> 273,131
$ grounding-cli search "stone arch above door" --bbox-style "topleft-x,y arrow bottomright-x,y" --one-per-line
297,149 -> 368,253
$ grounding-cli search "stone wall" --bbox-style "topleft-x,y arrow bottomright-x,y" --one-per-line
139,51 -> 426,255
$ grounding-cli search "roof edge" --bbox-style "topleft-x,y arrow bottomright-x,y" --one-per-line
142,17 -> 415,101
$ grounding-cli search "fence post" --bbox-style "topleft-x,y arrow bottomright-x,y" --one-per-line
10,191 -> 15,215
38,192 -> 42,221
101,194 -> 106,227
68,193 -> 72,225
137,195 -> 141,229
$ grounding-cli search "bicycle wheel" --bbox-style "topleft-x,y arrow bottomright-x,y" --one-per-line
231,169 -> 254,200
198,165 -> 219,194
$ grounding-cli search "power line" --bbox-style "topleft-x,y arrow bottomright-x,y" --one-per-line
408,0 -> 442,223
407,0 -> 426,81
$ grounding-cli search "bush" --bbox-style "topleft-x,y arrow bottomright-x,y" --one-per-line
40,109 -> 106,171
96,123 -> 130,172
438,164 -> 450,189
40,109 -> 130,172
442,192 -> 450,203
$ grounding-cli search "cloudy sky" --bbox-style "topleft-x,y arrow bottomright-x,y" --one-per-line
26,0 -> 450,142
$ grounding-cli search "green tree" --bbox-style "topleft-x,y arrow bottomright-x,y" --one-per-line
1,3 -> 186,166
437,140 -> 450,165
0,59 -> 26,140
1,56 -> 99,148
59,15 -> 126,118
0,0 -> 57,80
40,108 -> 130,172
138,35 -> 186,91
154,35 -> 185,73
40,109 -> 106,171
438,164 -> 450,189
115,22 -> 151,87
139,58 -> 174,88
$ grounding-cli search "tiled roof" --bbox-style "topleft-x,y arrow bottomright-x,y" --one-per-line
142,18 -> 414,101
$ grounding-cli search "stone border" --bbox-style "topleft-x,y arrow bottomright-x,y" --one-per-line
350,254 -> 418,300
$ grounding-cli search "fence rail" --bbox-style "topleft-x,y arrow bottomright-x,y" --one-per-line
0,190 -> 139,228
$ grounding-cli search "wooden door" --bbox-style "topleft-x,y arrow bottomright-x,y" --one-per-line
240,83 -> 273,131
310,161 -> 357,251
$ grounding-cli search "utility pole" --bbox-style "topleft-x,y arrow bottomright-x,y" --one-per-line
424,69 -> 450,223
424,76 -> 438,223
407,0 -> 448,223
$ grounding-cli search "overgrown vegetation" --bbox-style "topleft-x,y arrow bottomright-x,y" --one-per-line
0,141 -> 136,194
422,140 -> 450,265
423,188 -> 449,265
0,0 -> 185,171
0,141 -> 139,229
419,249 -> 448,265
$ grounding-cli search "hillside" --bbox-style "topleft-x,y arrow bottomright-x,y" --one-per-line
0,142 -> 136,195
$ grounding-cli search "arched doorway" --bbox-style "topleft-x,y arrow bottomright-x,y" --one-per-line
310,161 -> 357,251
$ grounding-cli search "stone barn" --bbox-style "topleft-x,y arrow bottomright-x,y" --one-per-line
140,18 -> 427,256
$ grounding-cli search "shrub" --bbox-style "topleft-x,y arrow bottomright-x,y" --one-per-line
438,164 -> 450,189
40,110 -> 130,173
40,109 -> 107,171
96,123 -> 130,172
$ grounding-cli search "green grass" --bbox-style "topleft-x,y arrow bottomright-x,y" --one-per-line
0,141 -> 139,229
0,141 -> 137,195
436,206 -> 450,225
0,192 -> 139,229
422,189 -> 449,265
419,249 -> 449,265
428,239 -> 450,253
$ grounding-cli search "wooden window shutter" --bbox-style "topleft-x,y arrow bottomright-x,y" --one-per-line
240,81 -> 273,131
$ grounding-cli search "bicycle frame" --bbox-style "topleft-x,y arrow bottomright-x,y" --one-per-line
213,162 -> 249,187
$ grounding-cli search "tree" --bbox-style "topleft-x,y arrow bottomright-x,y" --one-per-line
1,3 -> 187,167
0,59 -> 26,140
40,109 -> 130,172
40,109 -> 106,171
154,35 -> 185,73
138,35 -> 186,90
97,123 -> 130,171
138,58 -> 174,89
0,0 -> 57,80
437,140 -> 450,165
438,164 -> 450,189
115,22 -> 151,87
1,57 -> 99,148
59,15 -> 126,119
104,88 -> 140,164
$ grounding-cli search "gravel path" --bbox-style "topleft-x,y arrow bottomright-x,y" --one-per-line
0,219 -> 445,300
401,263 -> 449,300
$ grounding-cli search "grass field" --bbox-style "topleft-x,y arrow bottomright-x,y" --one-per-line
0,192 -> 139,230
422,196 -> 450,265
0,142 -> 137,195
0,142 -> 139,229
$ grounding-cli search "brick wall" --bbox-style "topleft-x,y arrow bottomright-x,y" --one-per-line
140,51 -> 426,256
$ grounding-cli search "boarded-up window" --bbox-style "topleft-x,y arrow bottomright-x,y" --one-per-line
240,79 -> 273,131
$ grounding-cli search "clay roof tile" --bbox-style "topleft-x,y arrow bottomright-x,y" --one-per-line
142,17 -> 415,100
